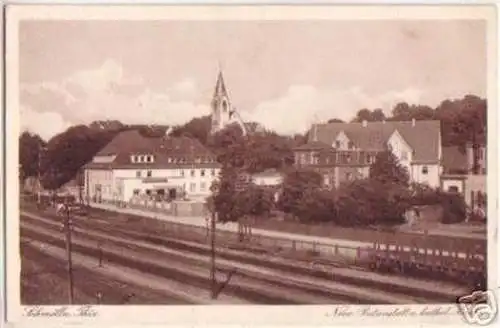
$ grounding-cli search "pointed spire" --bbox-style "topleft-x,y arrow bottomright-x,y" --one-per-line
213,70 -> 228,98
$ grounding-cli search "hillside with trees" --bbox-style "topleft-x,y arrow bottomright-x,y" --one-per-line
19,94 -> 486,198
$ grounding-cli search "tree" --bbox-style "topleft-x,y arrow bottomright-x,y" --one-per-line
336,179 -> 410,226
327,118 -> 344,123
451,95 -> 487,174
278,168 -> 323,218
19,131 -> 46,182
211,165 -> 241,223
292,187 -> 336,223
371,109 -> 386,121
42,125 -> 121,189
171,115 -> 211,145
352,109 -> 372,122
352,108 -> 386,122
369,149 -> 410,187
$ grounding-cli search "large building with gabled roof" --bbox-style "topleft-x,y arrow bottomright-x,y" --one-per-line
83,129 -> 221,203
295,119 -> 443,188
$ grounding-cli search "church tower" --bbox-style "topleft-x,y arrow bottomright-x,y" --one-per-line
210,71 -> 232,135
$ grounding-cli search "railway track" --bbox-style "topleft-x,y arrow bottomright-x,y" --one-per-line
20,211 -> 469,304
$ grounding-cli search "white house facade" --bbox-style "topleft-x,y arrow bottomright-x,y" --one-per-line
250,169 -> 284,187
306,119 -> 442,188
84,131 -> 221,204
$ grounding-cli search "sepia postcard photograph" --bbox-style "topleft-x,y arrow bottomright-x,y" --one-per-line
3,3 -> 498,327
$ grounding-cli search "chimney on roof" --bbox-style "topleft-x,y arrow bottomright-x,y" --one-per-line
411,118 -> 416,127
362,120 -> 368,127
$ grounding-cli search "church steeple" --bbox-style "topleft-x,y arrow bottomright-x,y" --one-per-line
213,71 -> 228,98
210,70 -> 232,135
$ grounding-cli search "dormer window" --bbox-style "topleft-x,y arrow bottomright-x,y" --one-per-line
348,141 -> 355,150
335,141 -> 341,148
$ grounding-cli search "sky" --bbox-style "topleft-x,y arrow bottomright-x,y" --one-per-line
19,19 -> 486,140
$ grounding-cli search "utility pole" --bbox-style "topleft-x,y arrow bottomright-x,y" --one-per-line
65,203 -> 74,304
210,209 -> 216,299
37,145 -> 42,204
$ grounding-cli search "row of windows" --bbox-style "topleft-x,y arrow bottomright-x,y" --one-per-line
295,152 -> 376,166
334,140 -> 356,150
135,169 -> 218,178
181,169 -> 217,178
130,154 -> 217,165
131,155 -> 155,163
136,170 -> 153,178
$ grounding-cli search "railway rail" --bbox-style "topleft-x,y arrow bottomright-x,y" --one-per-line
21,210 -> 469,304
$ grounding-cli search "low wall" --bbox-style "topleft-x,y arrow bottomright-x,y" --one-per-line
94,198 -> 207,217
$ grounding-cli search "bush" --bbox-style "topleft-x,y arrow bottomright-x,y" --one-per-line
293,188 -> 336,223
336,179 -> 411,227
440,192 -> 467,224
409,184 -> 467,224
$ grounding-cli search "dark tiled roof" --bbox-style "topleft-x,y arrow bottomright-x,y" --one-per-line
442,146 -> 468,173
293,140 -> 331,151
86,130 -> 220,169
311,120 -> 441,163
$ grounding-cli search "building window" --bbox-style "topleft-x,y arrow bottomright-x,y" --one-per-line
180,170 -> 185,177
401,151 -> 408,161
191,169 -> 195,177
147,170 -> 152,177
345,172 -> 353,181
200,182 -> 207,192
448,186 -> 459,193
211,169 -> 216,176
201,169 -> 206,177
133,189 -> 140,195
335,141 -> 341,148
348,141 -> 354,150
139,155 -> 144,163
190,183 -> 196,192
136,171 -> 141,178
145,189 -> 151,196
422,166 -> 428,174
300,153 -> 306,165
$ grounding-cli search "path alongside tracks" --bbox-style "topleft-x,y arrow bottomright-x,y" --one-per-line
21,210 -> 469,304
87,203 -> 481,258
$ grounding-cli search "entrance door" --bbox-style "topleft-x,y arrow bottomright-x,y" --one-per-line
168,188 -> 177,200
156,189 -> 165,201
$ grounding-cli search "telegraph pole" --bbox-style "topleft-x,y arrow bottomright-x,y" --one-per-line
210,209 -> 216,299
37,145 -> 42,204
65,203 -> 74,304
